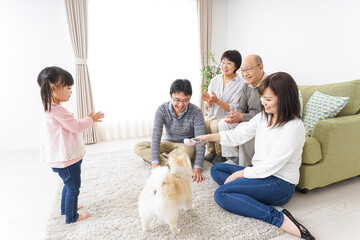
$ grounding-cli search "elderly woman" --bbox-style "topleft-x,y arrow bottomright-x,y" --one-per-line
196,72 -> 315,240
202,50 -> 245,164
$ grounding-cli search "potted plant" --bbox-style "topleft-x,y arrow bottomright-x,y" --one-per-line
200,51 -> 221,92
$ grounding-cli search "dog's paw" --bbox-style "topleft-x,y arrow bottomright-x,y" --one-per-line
185,203 -> 194,210
171,228 -> 180,235
184,206 -> 193,211
141,222 -> 149,232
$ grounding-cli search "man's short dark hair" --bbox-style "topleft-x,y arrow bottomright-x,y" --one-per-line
170,79 -> 192,96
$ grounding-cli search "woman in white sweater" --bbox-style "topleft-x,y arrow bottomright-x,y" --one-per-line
196,72 -> 315,240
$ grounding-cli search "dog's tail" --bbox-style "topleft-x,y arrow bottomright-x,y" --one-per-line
147,166 -> 169,195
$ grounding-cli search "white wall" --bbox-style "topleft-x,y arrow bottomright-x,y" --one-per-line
2,0 -> 359,151
213,0 -> 360,85
0,0 -> 75,152
211,0 -> 228,62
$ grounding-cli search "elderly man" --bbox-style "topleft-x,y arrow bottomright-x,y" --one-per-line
217,54 -> 267,166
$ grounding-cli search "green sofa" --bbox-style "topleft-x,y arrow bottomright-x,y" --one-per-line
297,80 -> 360,193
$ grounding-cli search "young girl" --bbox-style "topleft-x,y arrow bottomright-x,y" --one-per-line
37,66 -> 104,223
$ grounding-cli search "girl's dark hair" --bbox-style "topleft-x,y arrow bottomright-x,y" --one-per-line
170,79 -> 192,96
258,72 -> 301,127
37,66 -> 74,112
221,50 -> 242,73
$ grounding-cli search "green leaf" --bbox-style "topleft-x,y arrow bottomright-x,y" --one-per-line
201,51 -> 221,92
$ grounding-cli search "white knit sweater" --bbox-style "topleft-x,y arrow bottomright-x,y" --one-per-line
219,113 -> 305,184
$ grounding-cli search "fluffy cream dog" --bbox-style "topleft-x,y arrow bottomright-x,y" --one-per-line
138,153 -> 193,235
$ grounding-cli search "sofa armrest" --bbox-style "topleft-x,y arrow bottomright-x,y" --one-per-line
311,114 -> 360,163
302,137 -> 322,164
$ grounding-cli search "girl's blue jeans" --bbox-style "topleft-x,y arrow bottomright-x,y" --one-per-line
52,160 -> 82,223
210,163 -> 295,228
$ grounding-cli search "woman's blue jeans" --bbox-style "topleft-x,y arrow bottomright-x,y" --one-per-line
52,160 -> 82,223
210,163 -> 295,228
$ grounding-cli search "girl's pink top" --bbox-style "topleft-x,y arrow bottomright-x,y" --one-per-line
40,104 -> 94,168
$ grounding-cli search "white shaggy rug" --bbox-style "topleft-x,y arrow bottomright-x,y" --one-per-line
45,150 -> 285,240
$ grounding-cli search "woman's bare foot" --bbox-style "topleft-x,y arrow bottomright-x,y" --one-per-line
76,212 -> 91,222
280,209 -> 315,239
280,214 -> 301,237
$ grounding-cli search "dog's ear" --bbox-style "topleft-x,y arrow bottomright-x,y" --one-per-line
168,152 -> 175,159
168,153 -> 176,166
177,153 -> 191,169
181,153 -> 190,161
180,153 -> 190,162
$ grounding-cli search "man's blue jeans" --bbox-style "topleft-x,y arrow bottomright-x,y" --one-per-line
210,163 -> 295,227
52,160 -> 82,223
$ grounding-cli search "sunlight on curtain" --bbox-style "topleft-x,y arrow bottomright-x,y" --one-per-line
88,0 -> 200,141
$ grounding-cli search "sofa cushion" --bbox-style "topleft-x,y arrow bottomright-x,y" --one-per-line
303,90 -> 349,136
302,137 -> 322,164
298,80 -> 360,117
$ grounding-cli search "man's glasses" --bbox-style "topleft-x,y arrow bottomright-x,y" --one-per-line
172,98 -> 190,103
240,64 -> 261,73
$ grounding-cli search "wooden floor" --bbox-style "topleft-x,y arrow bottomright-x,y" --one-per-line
1,138 -> 359,240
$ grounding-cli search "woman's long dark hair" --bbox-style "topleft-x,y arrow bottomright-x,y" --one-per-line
258,72 -> 301,127
37,66 -> 74,112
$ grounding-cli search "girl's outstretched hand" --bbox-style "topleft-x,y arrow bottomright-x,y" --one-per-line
88,111 -> 105,122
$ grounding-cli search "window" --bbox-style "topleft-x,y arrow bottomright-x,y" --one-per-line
88,0 -> 200,140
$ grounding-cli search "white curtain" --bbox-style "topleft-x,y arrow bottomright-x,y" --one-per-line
197,0 -> 212,111
88,0 -> 200,141
64,0 -> 98,144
